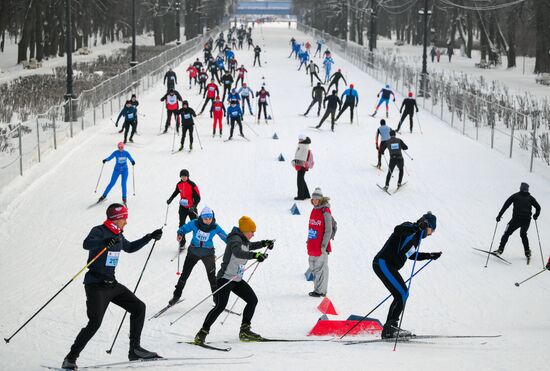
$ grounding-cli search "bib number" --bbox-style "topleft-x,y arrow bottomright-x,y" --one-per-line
390,143 -> 400,150
196,230 -> 211,242
237,264 -> 245,278
106,251 -> 120,267
117,157 -> 126,164
308,228 -> 318,240
183,114 -> 191,119
127,113 -> 134,119
179,199 -> 189,207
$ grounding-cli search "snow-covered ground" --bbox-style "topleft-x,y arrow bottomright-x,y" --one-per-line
377,38 -> 550,100
1,22 -> 549,370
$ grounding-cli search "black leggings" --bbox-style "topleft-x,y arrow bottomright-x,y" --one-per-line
123,120 -> 136,142
201,97 -> 215,114
178,206 -> 197,246
253,55 -> 261,67
373,259 -> 408,327
257,102 -> 268,120
165,110 -> 180,131
318,108 -> 336,129
397,111 -> 414,132
69,283 -> 145,358
174,252 -> 217,296
229,117 -> 243,137
180,125 -> 194,146
297,168 -> 310,199
499,218 -> 531,253
202,278 -> 258,331
336,101 -> 355,122
305,98 -> 322,115
377,141 -> 388,166
385,157 -> 404,186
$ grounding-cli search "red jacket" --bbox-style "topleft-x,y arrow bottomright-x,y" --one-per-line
307,207 -> 332,256
206,83 -> 219,98
168,180 -> 201,208
212,101 -> 225,118
186,66 -> 198,78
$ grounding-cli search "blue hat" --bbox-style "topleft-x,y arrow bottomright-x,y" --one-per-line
200,206 -> 214,219
422,212 -> 437,230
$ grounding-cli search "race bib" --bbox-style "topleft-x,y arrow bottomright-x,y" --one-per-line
260,98 -> 266,102
209,87 -> 215,91
308,228 -> 318,240
405,247 -> 416,258
127,113 -> 134,119
170,76 -> 175,80
167,95 -> 177,104
183,114 -> 191,119
231,111 -> 239,116
179,199 -> 189,207
196,230 -> 211,242
106,251 -> 120,267
215,107 -> 221,111
117,157 -> 126,164
390,143 -> 400,150
237,264 -> 245,278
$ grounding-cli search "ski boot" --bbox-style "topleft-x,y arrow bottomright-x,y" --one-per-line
308,291 -> 325,297
128,342 -> 159,361
381,323 -> 414,339
194,328 -> 209,345
97,195 -> 106,203
212,129 -> 216,138
169,284 -> 184,306
493,248 -> 504,256
179,144 -> 184,151
526,249 -> 532,264
220,130 -> 223,138
61,355 -> 78,370
397,183 -> 402,188
189,143 -> 193,150
386,111 -> 389,118
383,185 -> 389,191
239,323 -> 263,342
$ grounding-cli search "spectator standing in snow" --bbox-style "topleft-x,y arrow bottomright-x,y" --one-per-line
292,134 -> 314,200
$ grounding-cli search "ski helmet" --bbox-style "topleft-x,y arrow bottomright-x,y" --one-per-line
180,169 -> 189,177
385,84 -> 390,89
117,142 -> 124,150
408,92 -> 413,97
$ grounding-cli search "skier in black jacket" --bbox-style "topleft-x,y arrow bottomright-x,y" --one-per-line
316,90 -> 341,131
495,182 -> 541,259
327,69 -> 347,93
178,101 -> 197,151
373,212 -> 441,339
396,92 -> 419,133
163,68 -> 177,90
221,71 -> 234,102
304,83 -> 326,116
382,130 -> 408,189
306,61 -> 322,86
253,45 -> 262,67
62,204 -> 163,370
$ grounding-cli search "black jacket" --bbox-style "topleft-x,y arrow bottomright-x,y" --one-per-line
312,85 -> 326,100
83,225 -> 152,284
178,107 -> 197,125
330,71 -> 347,85
374,222 -> 432,269
400,98 -> 418,113
498,192 -> 541,220
385,137 -> 408,159
324,94 -> 341,110
164,71 -> 177,85
222,73 -> 234,87
254,46 -> 261,55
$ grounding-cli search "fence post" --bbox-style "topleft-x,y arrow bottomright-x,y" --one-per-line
18,125 -> 23,176
490,113 -> 495,149
530,115 -> 536,172
53,115 -> 57,150
509,110 -> 515,158
93,105 -> 96,126
462,96 -> 466,135
475,95 -> 479,141
69,100 -> 74,138
440,87 -> 444,120
451,94 -> 455,128
36,118 -> 41,163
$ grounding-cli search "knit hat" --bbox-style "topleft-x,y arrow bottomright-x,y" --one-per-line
312,187 -> 324,200
420,211 -> 437,231
390,129 -> 396,137
520,182 -> 529,192
106,203 -> 128,221
200,206 -> 214,219
180,169 -> 189,177
298,133 -> 307,141
380,119 -> 386,126
239,216 -> 256,233
408,92 -> 413,97
350,83 -> 354,89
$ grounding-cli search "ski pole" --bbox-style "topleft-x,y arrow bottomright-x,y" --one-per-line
163,204 -> 170,226
106,237 -> 160,354
403,150 -> 413,161
220,246 -> 270,325
244,121 -> 259,136
535,220 -> 545,268
194,125 -> 203,150
484,222 -> 499,268
159,104 -> 165,134
132,165 -> 136,196
340,259 -> 433,339
170,261 -> 260,326
171,124 -> 177,152
415,114 -> 423,134
267,96 -> 275,122
393,230 -> 425,350
514,268 -> 547,287
4,240 -> 116,343
94,163 -> 105,193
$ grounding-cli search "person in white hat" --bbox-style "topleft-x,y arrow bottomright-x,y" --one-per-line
291,135 -> 314,200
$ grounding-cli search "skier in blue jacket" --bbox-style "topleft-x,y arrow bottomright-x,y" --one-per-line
323,56 -> 334,83
98,142 -> 135,205
371,84 -> 396,118
115,100 -> 138,143
168,206 -> 228,305
335,84 -> 359,123
227,100 -> 244,140
298,49 -> 309,71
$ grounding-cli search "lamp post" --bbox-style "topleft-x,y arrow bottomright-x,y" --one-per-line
64,0 -> 73,101
368,0 -> 376,52
418,0 -> 432,97
130,0 -> 137,66
176,0 -> 181,45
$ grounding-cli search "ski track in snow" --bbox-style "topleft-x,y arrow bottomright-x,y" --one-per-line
1,23 -> 549,371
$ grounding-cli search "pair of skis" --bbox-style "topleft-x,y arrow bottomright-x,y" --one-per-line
224,135 -> 250,142
472,248 -> 513,265
344,334 -> 501,345
180,337 -> 333,352
377,182 -> 407,195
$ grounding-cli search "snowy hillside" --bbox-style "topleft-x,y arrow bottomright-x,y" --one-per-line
1,23 -> 549,371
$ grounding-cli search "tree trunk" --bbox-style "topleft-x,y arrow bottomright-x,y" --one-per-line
466,13 -> 473,58
17,0 -> 33,64
506,7 -> 517,68
534,0 -> 550,73
35,3 -> 44,61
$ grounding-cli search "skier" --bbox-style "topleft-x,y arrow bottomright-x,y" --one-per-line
115,100 -> 137,144
298,49 -> 309,71
211,96 -> 226,137
200,79 -> 219,115
193,216 -> 274,345
396,92 -> 419,133
335,84 -> 359,124
322,55 -> 334,83
235,65 -> 248,87
166,169 -> 201,248
375,119 -> 392,169
314,39 -> 324,58
228,57 -> 238,76
98,142 -> 135,205
220,70 -> 234,102
253,45 -> 262,67
382,130 -> 408,190
160,89 -> 183,133
307,187 -> 333,297
292,134 -> 314,200
198,68 -> 209,95
193,58 -> 203,71
227,100 -> 245,140
304,82 -> 326,117
61,204 -> 163,370
247,35 -> 254,50
327,69 -> 347,93
118,94 -> 140,134
238,83 -> 254,115
305,41 -> 311,54
373,212 -> 441,338
168,206 -> 228,305
256,86 -> 270,123
430,46 -> 436,63
163,67 -> 177,91
186,64 -> 198,89
306,60 -> 322,86
371,84 -> 396,118
289,37 -> 298,58
226,88 -> 241,106
316,90 -> 341,131
495,183 -> 541,260
208,59 -> 221,83
177,100 -> 197,151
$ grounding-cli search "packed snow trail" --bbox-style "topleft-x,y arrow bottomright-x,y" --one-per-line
1,23 -> 549,370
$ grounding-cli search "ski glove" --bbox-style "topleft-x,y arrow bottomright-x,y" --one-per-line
148,228 -> 163,241
429,252 -> 442,260
102,159 -> 107,164
255,252 -> 268,262
131,161 -> 135,166
496,215 -> 502,222
261,240 -> 275,249
533,213 -> 539,221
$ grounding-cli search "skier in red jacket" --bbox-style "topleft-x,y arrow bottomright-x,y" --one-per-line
210,96 -> 226,137
160,89 -> 183,133
200,79 -> 219,116
186,65 -> 198,88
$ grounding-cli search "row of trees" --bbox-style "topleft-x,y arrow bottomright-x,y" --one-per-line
293,0 -> 550,73
0,0 -> 234,64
